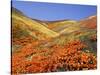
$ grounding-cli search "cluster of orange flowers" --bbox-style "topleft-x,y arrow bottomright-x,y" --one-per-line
12,40 -> 97,74
12,36 -> 34,46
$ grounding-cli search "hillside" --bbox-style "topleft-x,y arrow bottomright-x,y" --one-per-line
12,7 -> 59,40
46,16 -> 97,52
79,15 -> 97,29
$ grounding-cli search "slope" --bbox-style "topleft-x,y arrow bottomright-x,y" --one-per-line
12,7 -> 59,40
